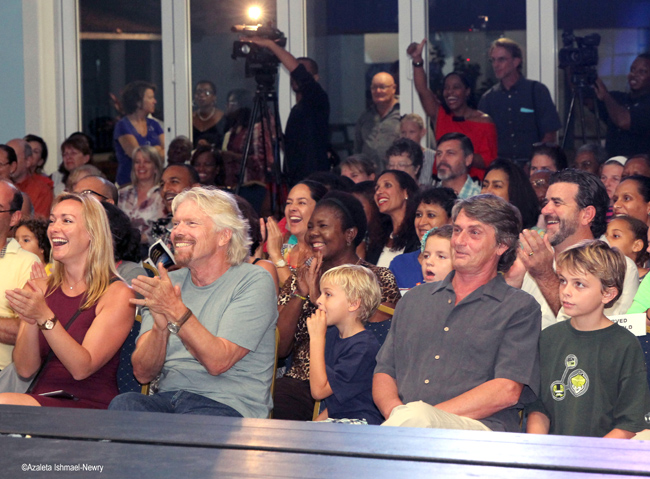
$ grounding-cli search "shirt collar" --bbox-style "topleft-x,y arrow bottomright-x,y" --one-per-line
434,270 -> 511,303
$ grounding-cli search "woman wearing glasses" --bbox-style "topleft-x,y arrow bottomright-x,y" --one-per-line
192,80 -> 225,149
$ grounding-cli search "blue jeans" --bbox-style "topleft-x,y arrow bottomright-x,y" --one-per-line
108,390 -> 243,417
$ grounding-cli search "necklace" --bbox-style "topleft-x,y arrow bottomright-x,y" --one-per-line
197,107 -> 215,122
64,276 -> 85,291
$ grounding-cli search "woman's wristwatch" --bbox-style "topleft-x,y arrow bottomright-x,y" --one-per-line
412,59 -> 424,68
38,316 -> 58,331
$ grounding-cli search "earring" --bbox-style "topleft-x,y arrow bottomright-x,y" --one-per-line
346,240 -> 351,247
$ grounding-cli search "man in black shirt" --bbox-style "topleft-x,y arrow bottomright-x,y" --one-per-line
595,53 -> 650,158
248,37 -> 330,187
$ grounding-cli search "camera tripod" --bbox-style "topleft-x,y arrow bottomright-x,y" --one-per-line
561,75 -> 602,150
236,71 -> 285,214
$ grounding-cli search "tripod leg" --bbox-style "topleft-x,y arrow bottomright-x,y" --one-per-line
562,92 -> 577,150
576,88 -> 587,145
236,94 -> 263,195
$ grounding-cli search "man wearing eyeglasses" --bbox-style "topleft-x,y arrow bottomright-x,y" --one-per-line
386,138 -> 424,185
478,38 -> 561,166
72,175 -> 118,205
355,72 -> 401,173
0,180 -> 40,369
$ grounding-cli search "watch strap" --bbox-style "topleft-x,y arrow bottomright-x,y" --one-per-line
38,316 -> 58,331
167,307 -> 193,334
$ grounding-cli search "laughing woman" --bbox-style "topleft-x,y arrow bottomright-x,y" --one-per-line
265,180 -> 327,286
0,193 -> 135,409
369,170 -> 419,267
273,191 -> 400,421
407,39 -> 497,180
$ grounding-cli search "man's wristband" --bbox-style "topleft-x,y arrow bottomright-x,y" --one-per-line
292,292 -> 308,301
412,59 -> 424,68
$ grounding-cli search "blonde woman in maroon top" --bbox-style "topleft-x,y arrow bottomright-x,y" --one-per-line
0,193 -> 134,408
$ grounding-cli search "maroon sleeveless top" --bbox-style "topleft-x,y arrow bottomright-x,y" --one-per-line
28,286 -> 120,409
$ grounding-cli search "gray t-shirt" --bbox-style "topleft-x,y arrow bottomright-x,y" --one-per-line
138,263 -> 278,418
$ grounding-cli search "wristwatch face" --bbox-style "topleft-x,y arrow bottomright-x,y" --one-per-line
167,322 -> 180,334
40,319 -> 55,330
275,259 -> 287,268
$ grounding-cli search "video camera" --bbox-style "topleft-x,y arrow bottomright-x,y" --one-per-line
559,30 -> 601,89
232,24 -> 287,80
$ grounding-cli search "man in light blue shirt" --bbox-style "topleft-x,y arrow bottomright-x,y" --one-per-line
110,187 -> 277,418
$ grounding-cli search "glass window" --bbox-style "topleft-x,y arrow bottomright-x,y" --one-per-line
556,0 -> 650,154
306,0 -> 399,160
79,0 -> 163,163
427,0 -> 526,110
189,0 -> 277,149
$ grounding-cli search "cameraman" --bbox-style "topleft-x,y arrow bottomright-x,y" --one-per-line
247,37 -> 330,187
594,53 -> 650,157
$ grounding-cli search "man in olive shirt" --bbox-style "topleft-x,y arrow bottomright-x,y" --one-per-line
373,195 -> 541,432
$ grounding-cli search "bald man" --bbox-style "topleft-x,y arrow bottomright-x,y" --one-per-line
7,138 -> 53,218
354,72 -> 401,172
72,175 -> 118,204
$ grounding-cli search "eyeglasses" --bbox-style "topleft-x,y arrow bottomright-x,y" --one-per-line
388,163 -> 414,169
195,89 -> 214,97
80,189 -> 109,201
0,209 -> 15,214
0,162 -> 10,167
370,84 -> 395,91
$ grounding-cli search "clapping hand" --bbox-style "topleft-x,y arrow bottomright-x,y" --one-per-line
518,229 -> 555,280
131,262 -> 183,331
5,277 -> 51,326
296,251 -> 322,302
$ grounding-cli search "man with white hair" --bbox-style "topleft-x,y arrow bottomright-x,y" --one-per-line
109,187 -> 278,418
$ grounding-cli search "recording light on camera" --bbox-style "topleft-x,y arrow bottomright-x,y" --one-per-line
248,6 -> 262,21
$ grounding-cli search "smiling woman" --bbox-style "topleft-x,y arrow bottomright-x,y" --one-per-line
407,40 -> 497,181
265,180 -> 327,286
118,146 -> 165,248
273,191 -> 401,421
0,193 -> 135,409
369,170 -> 419,267
113,81 -> 165,187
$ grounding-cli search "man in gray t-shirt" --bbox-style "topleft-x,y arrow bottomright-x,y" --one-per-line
374,195 -> 541,432
109,187 -> 277,418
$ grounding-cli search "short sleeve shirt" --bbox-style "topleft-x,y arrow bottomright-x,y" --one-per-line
113,117 -> 164,186
526,320 -> 650,436
599,91 -> 650,157
139,264 -> 278,418
354,103 -> 401,172
323,327 -> 383,424
375,272 -> 542,432
478,77 -> 561,160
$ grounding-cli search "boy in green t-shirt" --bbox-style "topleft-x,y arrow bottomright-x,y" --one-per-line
527,240 -> 650,438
